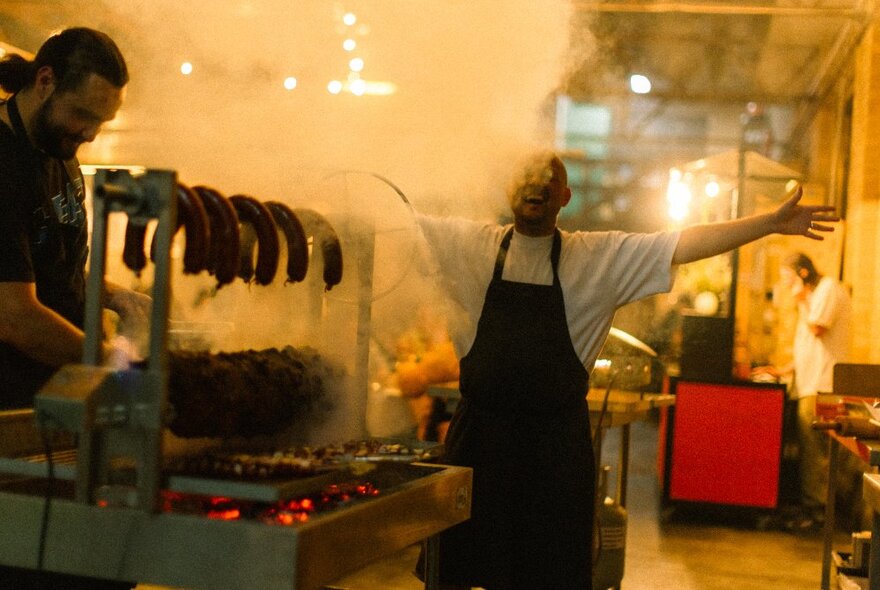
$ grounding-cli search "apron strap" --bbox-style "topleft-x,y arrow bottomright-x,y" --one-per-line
7,95 -> 29,146
492,227 -> 515,280
7,94 -> 77,190
493,227 -> 563,284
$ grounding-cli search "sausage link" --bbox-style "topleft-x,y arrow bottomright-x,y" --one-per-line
122,219 -> 149,275
237,223 -> 258,282
265,201 -> 309,283
192,186 -> 240,287
150,183 -> 212,274
177,184 -> 211,274
229,194 -> 280,286
292,208 -> 343,291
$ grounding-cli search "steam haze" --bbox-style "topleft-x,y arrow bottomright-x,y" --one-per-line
83,0 -> 573,216
25,0 -> 579,439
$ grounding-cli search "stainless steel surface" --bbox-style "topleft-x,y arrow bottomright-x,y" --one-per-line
0,409 -> 472,587
85,169 -> 176,367
608,327 -> 657,357
34,169 -> 177,511
0,408 -> 72,459
819,430 -> 880,589
0,166 -> 471,589
591,355 -> 655,391
592,328 -> 659,391
863,473 -> 880,590
0,462 -> 471,590
822,435 -> 838,590
164,469 -> 348,504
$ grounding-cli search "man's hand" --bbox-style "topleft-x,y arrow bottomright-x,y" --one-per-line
751,365 -> 780,378
103,335 -> 143,369
769,185 -> 839,240
673,183 -> 841,265
104,287 -> 152,356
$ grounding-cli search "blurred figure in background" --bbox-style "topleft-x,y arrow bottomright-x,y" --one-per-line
392,305 -> 459,441
756,252 -> 852,529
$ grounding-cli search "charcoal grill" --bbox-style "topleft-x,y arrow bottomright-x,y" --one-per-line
0,169 -> 472,589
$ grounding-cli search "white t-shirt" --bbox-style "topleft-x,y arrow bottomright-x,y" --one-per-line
416,214 -> 681,370
793,276 -> 852,397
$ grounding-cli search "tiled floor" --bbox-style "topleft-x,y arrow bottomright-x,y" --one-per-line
140,419 -> 852,590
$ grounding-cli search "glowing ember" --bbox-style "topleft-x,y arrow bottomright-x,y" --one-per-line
159,481 -> 379,525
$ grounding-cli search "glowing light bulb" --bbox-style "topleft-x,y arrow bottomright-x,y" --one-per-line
350,79 -> 366,96
629,74 -> 651,94
666,181 -> 691,205
283,77 -> 297,90
668,202 -> 690,221
328,80 -> 343,94
180,62 -> 193,76
705,180 -> 720,198
363,81 -> 397,96
343,39 -> 356,51
349,57 -> 364,72
343,12 -> 357,26
666,176 -> 692,221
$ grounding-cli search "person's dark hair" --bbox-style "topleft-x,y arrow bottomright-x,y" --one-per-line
786,252 -> 820,286
0,27 -> 127,95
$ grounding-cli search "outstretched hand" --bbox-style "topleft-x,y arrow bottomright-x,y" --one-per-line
673,183 -> 840,265
770,184 -> 839,240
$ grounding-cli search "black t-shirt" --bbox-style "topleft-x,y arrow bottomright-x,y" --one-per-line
0,99 -> 88,407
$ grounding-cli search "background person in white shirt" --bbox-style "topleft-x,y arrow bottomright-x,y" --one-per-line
760,252 -> 853,529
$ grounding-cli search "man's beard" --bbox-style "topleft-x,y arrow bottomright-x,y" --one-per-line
32,96 -> 81,160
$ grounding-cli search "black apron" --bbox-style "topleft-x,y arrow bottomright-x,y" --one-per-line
439,227 -> 594,590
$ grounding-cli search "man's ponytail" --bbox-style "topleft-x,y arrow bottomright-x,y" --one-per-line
0,54 -> 33,94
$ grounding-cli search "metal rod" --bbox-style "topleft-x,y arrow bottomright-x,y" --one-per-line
821,435 -> 839,590
870,494 -> 880,590
424,535 -> 440,590
146,172 -> 176,372
573,1 -> 870,18
617,424 -> 631,508
81,188 -> 108,366
353,227 -> 376,439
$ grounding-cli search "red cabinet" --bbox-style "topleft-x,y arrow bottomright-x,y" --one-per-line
661,379 -> 788,509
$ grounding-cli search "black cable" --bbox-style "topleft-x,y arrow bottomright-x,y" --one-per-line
35,412 -> 56,590
591,370 -> 616,451
591,370 -> 617,566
